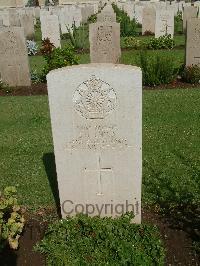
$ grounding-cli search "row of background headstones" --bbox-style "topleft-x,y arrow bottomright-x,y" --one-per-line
1,1 -> 200,42
0,1 -> 101,87
0,0 -> 200,87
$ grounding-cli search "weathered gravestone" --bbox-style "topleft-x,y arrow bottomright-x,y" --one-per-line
142,6 -> 156,35
0,11 -> 10,26
8,9 -> 21,26
47,64 -> 142,223
97,7 -> 116,22
40,9 -> 50,18
81,5 -> 95,23
155,9 -> 174,38
165,2 -> 179,16
0,27 -> 31,86
35,7 -> 40,19
38,0 -> 45,7
15,0 -> 24,7
59,6 -> 76,34
186,18 -> 200,66
123,2 -> 135,20
68,5 -> 82,28
194,1 -> 200,18
183,6 -> 198,31
89,22 -> 121,63
41,14 -> 60,47
134,4 -> 144,24
0,0 -> 17,8
20,14 -> 35,39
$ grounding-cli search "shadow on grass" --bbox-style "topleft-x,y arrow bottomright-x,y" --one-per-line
43,153 -> 61,217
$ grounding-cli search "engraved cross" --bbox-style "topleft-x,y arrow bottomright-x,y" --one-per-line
96,156 -> 112,196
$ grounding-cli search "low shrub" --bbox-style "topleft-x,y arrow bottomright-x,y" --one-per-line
35,213 -> 165,265
0,186 -> 25,251
0,79 -> 9,90
139,52 -> 178,86
67,23 -> 89,50
0,79 -> 12,93
123,36 -> 145,49
147,35 -> 175,50
27,40 -> 38,56
181,65 -> 200,84
31,70 -> 42,84
40,45 -> 79,82
123,36 -> 176,50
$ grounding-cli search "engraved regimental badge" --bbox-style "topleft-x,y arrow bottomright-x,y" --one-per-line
73,75 -> 117,119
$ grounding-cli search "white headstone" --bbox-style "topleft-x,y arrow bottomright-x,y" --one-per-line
41,14 -> 61,47
142,6 -> 156,35
134,4 -> 144,24
89,22 -> 121,63
123,2 -> 134,20
70,6 -> 82,28
20,14 -> 35,39
59,6 -> 75,34
81,5 -> 95,23
8,9 -> 21,26
35,7 -> 41,19
97,5 -> 116,22
0,26 -> 31,86
38,0 -> 45,7
186,18 -> 200,66
47,64 -> 142,223
0,11 -> 10,26
183,6 -> 198,30
0,0 -> 17,8
155,9 -> 174,38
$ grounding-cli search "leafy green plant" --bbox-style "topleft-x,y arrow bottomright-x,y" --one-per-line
67,23 -> 89,50
112,4 -> 138,37
175,11 -> 183,34
147,35 -> 175,50
87,13 -> 97,23
181,65 -> 200,84
0,186 -> 25,251
0,79 -> 9,90
123,36 -> 146,49
139,51 -> 178,86
31,70 -> 42,84
35,213 -> 165,265
26,0 -> 37,6
40,44 -> 79,82
0,79 -> 12,94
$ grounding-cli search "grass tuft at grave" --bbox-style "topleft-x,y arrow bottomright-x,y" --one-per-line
35,213 -> 165,266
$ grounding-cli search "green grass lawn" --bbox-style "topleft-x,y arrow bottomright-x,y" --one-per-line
1,89 -> 200,211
